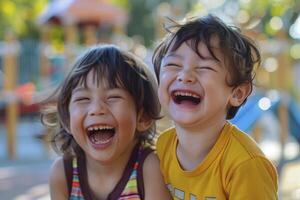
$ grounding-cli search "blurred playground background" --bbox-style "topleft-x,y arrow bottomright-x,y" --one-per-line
0,0 -> 300,199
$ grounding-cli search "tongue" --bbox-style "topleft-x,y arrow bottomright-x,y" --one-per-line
90,132 -> 113,144
174,95 -> 200,106
179,100 -> 198,106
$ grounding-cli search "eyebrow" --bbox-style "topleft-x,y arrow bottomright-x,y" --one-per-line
163,51 -> 220,64
204,56 -> 220,63
163,52 -> 183,60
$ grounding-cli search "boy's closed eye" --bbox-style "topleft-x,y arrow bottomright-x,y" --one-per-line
195,66 -> 218,72
163,62 -> 182,68
161,54 -> 182,68
161,57 -> 182,68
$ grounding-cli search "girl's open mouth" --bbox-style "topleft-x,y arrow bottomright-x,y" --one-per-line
87,125 -> 115,145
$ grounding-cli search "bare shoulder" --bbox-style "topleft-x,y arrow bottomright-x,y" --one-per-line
49,157 -> 66,184
143,152 -> 171,200
49,157 -> 69,199
143,152 -> 160,170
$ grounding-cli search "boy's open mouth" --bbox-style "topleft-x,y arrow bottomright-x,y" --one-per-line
87,125 -> 115,145
171,90 -> 201,105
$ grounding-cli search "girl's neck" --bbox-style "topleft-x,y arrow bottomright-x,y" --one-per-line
85,141 -> 137,175
175,119 -> 227,171
84,141 -> 137,199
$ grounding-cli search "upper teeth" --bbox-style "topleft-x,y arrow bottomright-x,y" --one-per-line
174,91 -> 200,98
87,125 -> 114,131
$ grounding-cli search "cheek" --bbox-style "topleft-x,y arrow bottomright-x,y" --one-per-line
159,70 -> 170,83
69,114 -> 78,132
112,103 -> 137,123
69,106 -> 84,127
158,72 -> 173,104
69,108 -> 78,121
158,71 -> 170,90
157,85 -> 168,107
115,109 -> 138,135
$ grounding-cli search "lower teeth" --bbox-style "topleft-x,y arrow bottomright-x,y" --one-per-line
90,133 -> 112,144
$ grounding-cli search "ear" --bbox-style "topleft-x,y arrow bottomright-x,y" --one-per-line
136,110 -> 153,132
229,83 -> 252,107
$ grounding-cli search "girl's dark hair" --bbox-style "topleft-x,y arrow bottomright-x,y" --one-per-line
41,44 -> 161,156
152,14 -> 261,119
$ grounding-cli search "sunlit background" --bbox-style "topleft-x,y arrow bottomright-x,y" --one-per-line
0,0 -> 300,199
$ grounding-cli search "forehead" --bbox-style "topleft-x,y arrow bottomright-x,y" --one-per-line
166,37 -> 224,62
73,68 -> 119,90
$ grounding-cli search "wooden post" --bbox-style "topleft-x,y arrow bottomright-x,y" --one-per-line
278,99 -> 289,149
276,35 -> 290,163
40,25 -> 51,85
3,31 -> 19,159
64,24 -> 77,72
83,25 -> 97,46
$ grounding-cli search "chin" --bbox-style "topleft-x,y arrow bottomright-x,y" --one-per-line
172,118 -> 198,128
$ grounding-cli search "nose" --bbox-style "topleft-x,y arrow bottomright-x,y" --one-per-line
177,69 -> 196,84
89,101 -> 107,116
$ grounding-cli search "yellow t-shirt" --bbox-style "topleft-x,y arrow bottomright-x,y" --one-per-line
156,122 -> 278,200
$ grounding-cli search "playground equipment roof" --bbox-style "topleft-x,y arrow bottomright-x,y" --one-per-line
38,0 -> 128,26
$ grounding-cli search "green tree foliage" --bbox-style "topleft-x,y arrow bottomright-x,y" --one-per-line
228,0 -> 300,38
0,0 -> 47,39
125,0 -> 194,47
126,0 -> 158,47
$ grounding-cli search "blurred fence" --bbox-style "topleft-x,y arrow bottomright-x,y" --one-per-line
0,39 -> 66,88
18,40 -> 40,85
0,38 -> 67,159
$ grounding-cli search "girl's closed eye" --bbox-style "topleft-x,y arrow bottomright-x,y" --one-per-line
71,87 -> 91,103
108,95 -> 122,99
71,91 -> 90,103
107,94 -> 123,103
72,96 -> 90,103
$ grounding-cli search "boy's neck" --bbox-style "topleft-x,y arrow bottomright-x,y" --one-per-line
175,120 -> 227,171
